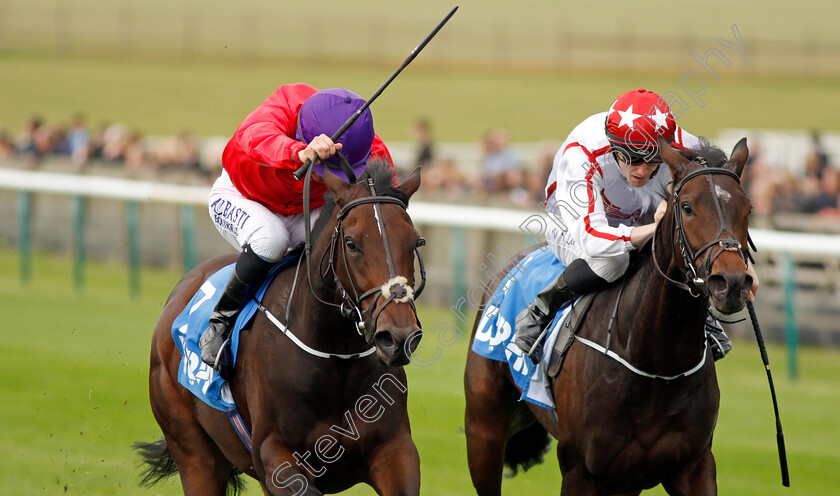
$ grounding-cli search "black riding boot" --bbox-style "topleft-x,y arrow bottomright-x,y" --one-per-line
514,272 -> 575,363
199,245 -> 274,374
514,258 -> 610,364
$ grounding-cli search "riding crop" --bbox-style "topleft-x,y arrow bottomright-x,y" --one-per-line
746,299 -> 790,487
293,5 -> 459,182
295,6 -> 458,313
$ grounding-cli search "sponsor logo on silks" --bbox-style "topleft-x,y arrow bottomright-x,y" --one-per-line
211,199 -> 251,236
601,190 -> 642,222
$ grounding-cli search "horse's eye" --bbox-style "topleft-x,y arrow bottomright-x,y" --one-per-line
344,237 -> 358,252
681,202 -> 694,215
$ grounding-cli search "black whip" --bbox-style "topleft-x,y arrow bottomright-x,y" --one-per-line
746,300 -> 790,487
293,6 -> 459,181
295,6 -> 457,314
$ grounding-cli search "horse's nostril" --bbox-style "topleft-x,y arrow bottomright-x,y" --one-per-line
709,272 -> 752,305
707,274 -> 727,295
742,274 -> 753,295
405,329 -> 423,356
374,331 -> 397,351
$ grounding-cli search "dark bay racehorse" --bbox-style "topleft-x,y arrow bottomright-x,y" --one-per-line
137,162 -> 426,495
465,138 -> 753,495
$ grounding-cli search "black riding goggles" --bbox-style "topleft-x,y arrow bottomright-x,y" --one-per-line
613,150 -> 662,166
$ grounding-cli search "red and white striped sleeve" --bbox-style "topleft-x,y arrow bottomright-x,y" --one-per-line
546,143 -> 634,259
575,164 -> 635,258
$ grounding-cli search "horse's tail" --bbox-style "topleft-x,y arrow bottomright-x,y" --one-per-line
134,439 -> 178,487
503,420 -> 552,476
133,439 -> 246,495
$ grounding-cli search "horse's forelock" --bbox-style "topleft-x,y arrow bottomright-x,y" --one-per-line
356,160 -> 409,205
681,137 -> 728,169
669,137 -> 729,182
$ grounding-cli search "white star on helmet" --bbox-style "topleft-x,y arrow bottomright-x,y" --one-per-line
651,108 -> 669,132
617,104 -> 642,129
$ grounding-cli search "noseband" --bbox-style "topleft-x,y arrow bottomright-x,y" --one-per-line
309,177 -> 426,341
653,158 -> 749,297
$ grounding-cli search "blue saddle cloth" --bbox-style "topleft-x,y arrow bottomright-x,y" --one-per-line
471,246 -> 573,410
171,251 -> 300,412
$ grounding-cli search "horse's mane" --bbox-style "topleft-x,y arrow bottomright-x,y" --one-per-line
311,160 -> 408,242
679,137 -> 728,168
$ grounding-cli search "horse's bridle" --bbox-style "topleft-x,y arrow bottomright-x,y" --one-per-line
653,157 -> 750,297
308,177 -> 426,341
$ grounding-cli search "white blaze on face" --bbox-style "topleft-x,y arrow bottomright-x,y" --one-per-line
715,184 -> 732,203
373,206 -> 383,236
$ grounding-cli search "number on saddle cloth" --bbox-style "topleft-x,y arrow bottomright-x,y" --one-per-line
170,250 -> 302,412
471,247 -> 576,409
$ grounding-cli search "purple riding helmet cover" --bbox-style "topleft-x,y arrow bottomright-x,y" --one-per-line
296,88 -> 374,182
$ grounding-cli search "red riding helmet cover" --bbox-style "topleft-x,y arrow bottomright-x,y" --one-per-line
605,89 -> 676,159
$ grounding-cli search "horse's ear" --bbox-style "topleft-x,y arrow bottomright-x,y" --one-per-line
397,167 -> 422,199
657,136 -> 690,180
727,138 -> 749,178
322,167 -> 352,204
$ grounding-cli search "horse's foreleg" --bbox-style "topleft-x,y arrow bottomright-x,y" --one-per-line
256,433 -> 324,496
661,448 -> 717,496
366,433 -> 420,496
464,353 -> 521,496
558,464 -> 615,496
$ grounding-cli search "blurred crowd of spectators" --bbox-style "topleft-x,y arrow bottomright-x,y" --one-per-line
414,120 -> 557,208
742,132 -> 840,221
0,114 -> 213,179
1,115 -> 838,219
417,122 -> 840,219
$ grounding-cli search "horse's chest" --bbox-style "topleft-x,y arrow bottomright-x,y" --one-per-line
277,395 -> 399,443
292,411 -> 387,447
576,379 -> 718,478
265,370 -> 408,458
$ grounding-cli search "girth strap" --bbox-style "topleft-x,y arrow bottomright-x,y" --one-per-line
226,407 -> 253,452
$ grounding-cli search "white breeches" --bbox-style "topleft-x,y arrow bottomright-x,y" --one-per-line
546,224 -> 630,283
208,170 -> 321,262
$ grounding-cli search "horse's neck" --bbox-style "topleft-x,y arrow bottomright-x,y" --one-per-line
286,237 -> 371,356
616,219 -> 709,375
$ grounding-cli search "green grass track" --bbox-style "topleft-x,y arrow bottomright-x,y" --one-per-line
1,248 -> 838,494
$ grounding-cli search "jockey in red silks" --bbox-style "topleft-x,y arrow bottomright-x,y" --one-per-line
514,88 -> 758,363
201,83 -> 393,371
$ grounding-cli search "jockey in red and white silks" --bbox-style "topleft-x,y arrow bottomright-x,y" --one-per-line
513,88 -> 742,364
543,110 -> 699,282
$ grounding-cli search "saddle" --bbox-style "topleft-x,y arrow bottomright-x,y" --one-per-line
547,292 -> 596,378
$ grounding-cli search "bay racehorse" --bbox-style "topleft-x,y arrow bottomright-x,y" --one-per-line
464,138 -> 753,495
136,162 -> 426,495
